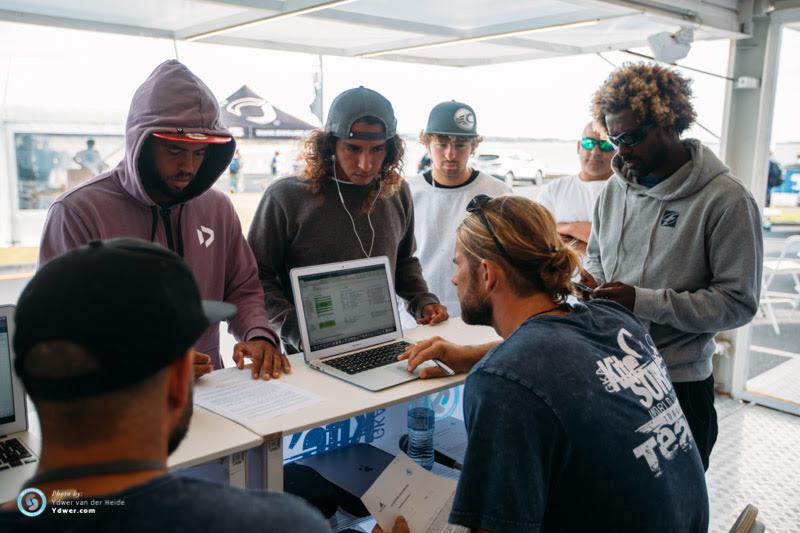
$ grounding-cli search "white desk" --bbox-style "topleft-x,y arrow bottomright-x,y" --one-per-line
17,405 -> 263,493
228,318 -> 500,490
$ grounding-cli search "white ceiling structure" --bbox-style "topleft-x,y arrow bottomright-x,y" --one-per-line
0,0 -> 748,67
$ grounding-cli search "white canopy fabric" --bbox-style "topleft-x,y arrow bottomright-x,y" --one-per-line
0,0 -> 746,67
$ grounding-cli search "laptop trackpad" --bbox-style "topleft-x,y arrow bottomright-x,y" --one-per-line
386,360 -> 436,376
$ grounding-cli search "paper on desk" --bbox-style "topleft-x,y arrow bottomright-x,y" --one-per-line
362,452 -> 465,533
193,367 -> 321,427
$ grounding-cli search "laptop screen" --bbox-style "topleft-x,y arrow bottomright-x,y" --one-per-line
298,264 -> 397,352
0,316 -> 15,425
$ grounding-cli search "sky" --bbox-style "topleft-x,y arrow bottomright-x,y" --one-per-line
0,20 -> 798,143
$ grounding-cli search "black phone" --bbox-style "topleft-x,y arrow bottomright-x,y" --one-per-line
573,281 -> 594,300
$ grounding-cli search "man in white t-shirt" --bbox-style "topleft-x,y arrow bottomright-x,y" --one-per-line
537,121 -> 614,254
406,101 -> 511,320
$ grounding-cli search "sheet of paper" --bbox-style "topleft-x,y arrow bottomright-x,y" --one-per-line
193,367 -> 321,429
362,452 -> 459,533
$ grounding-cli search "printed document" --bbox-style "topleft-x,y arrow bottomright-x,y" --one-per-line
362,453 -> 466,533
194,367 -> 321,429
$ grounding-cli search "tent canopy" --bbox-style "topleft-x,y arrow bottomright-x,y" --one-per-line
220,85 -> 317,139
0,1 -> 747,67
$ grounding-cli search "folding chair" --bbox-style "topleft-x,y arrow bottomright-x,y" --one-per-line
760,235 -> 800,335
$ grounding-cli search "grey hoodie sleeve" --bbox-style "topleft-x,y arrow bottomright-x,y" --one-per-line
633,196 -> 762,333
583,193 -> 606,286
247,189 -> 302,351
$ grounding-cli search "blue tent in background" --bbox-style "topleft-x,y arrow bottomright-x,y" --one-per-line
220,85 -> 316,140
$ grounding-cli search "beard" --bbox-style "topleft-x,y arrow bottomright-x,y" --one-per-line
167,385 -> 193,455
140,169 -> 194,203
459,275 -> 493,326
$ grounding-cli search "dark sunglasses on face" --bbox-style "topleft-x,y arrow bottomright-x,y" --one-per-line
607,124 -> 656,148
580,137 -> 616,152
465,194 -> 517,265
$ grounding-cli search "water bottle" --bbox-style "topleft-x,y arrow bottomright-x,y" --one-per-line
406,396 -> 435,470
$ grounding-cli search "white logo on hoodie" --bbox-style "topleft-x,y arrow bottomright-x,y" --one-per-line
197,226 -> 215,247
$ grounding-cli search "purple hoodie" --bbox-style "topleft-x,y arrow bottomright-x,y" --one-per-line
38,60 -> 278,368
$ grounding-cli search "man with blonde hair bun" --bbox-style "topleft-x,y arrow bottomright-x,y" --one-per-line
385,195 -> 708,533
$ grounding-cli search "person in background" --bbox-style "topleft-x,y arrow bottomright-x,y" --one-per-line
38,60 -> 288,381
536,121 -> 614,255
406,101 -> 511,320
585,62 -> 762,470
0,238 -> 329,532
229,149 -> 243,193
73,138 -> 108,175
386,195 -> 708,533
271,150 -> 280,178
247,87 -> 447,352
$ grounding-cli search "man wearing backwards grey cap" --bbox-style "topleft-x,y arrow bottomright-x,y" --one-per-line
405,101 -> 511,322
0,238 -> 329,532
248,87 -> 448,352
37,60 -> 287,382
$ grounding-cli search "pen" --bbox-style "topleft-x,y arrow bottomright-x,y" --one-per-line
432,359 -> 456,376
573,281 -> 594,299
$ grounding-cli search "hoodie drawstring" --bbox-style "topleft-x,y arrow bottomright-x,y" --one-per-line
610,184 -> 629,281
639,200 -> 665,286
176,204 -> 185,258
147,204 -> 185,257
149,206 -> 159,243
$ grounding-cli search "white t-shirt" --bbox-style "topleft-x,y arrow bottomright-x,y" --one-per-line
406,170 -> 512,324
536,174 -> 608,224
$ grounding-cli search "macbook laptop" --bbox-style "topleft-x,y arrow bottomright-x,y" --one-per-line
0,304 -> 39,503
290,257 -> 435,391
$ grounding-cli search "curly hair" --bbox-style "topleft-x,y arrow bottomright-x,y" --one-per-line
591,62 -> 696,135
299,118 -> 404,212
456,196 -> 580,302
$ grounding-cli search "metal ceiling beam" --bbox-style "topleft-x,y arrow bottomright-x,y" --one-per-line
347,13 -> 628,57
0,8 -> 173,39
197,34 -> 349,56
593,0 -> 746,36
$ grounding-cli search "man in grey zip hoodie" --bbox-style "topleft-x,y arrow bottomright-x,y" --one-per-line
585,63 -> 762,470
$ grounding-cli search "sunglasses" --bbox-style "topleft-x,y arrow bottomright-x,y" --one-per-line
607,124 -> 656,148
465,195 -> 518,265
581,137 -> 615,152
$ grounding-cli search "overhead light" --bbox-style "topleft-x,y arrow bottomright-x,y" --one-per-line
647,27 -> 693,63
359,19 -> 600,58
185,0 -> 358,42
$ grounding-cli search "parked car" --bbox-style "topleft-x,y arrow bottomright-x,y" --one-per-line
471,150 -> 546,186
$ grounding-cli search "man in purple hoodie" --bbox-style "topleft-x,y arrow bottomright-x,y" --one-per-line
38,60 -> 289,381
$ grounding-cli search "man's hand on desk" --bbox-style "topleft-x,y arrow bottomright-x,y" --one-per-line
417,303 -> 449,325
192,350 -> 213,381
233,338 -> 291,380
399,337 -> 499,378
373,516 -> 409,533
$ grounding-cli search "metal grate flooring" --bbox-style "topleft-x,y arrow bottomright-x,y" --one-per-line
708,398 -> 800,532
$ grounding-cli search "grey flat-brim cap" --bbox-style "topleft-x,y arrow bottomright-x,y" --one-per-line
325,86 -> 397,141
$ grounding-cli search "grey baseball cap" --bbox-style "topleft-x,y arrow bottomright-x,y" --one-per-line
325,86 -> 397,141
425,100 -> 478,137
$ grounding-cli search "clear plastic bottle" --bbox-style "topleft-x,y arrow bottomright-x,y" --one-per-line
406,396 -> 435,470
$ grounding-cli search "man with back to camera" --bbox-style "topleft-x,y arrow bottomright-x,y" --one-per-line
247,87 -> 448,353
585,63 -> 762,470
38,60 -> 289,381
536,121 -> 614,254
0,238 -> 330,532
406,101 -> 511,320
381,195 -> 708,533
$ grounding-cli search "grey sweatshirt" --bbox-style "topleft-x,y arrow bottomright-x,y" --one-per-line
247,176 -> 439,352
585,139 -> 762,382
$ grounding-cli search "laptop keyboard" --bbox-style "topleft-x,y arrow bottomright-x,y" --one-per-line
0,437 -> 36,470
324,341 -> 411,375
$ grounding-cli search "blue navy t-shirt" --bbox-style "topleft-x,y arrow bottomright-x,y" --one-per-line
450,300 -> 708,533
0,474 -> 331,532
